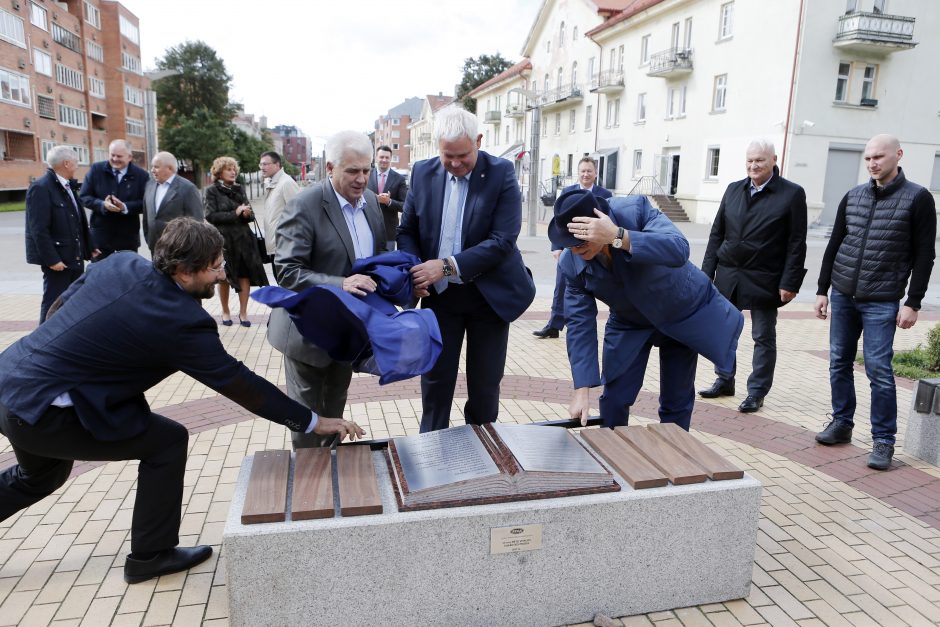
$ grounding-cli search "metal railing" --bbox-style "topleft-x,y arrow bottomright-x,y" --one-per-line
484,110 -> 502,123
648,47 -> 693,75
538,84 -> 583,106
836,11 -> 915,44
627,176 -> 668,197
590,69 -> 625,90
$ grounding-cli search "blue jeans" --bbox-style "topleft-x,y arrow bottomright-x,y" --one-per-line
829,289 -> 899,444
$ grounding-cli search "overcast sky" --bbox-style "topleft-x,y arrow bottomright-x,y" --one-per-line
122,0 -> 541,149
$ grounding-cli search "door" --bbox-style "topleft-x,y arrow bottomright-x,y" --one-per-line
670,155 -> 680,195
820,146 -> 863,226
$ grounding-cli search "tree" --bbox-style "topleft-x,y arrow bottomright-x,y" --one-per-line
455,53 -> 514,113
160,108 -> 233,181
228,125 -> 273,176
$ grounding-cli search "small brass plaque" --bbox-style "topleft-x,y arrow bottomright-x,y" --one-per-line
490,524 -> 543,555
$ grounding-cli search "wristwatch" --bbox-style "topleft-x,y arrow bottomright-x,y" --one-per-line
610,227 -> 625,249
441,258 -> 454,277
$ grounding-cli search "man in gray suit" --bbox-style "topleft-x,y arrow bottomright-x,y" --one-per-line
143,152 -> 203,251
267,131 -> 386,448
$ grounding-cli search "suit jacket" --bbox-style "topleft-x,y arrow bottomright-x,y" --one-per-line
25,169 -> 91,268
561,183 -> 613,199
0,253 -> 311,441
397,150 -> 535,322
267,178 -> 386,367
143,175 -> 204,250
80,160 -> 149,251
367,168 -> 408,242
262,169 -> 300,255
560,195 -> 743,389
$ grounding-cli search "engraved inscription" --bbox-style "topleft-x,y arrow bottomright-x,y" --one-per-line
492,423 -> 607,474
396,425 -> 500,493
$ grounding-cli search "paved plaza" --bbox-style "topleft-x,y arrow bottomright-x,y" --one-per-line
1,208 -> 940,626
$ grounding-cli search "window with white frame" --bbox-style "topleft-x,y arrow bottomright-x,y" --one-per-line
56,64 -> 84,91
640,34 -> 650,64
391,130 -> 400,138
613,98 -> 621,126
873,0 -> 885,12
668,88 -> 677,118
542,118 -> 547,137
392,155 -> 399,163
633,150 -> 642,177
678,84 -> 687,116
684,17 -> 693,49
505,125 -> 509,143
585,104 -> 593,130
94,146 -> 108,162
569,110 -> 576,133
706,146 -> 721,178
573,26 -> 578,40
546,39 -> 551,53
617,45 -> 624,71
84,1 -> 100,28
636,93 -> 646,122
89,76 -> 105,98
58,104 -> 88,129
124,84 -> 143,106
52,23 -> 81,52
557,67 -> 563,89
845,0 -> 858,12
719,2 -> 734,39
605,100 -> 614,127
554,112 -> 561,135
119,15 -> 139,43
712,74 -> 727,111
835,62 -> 850,102
122,52 -> 142,75
33,48 -> 52,76
392,143 -> 399,150
0,67 -> 31,107
1,8 -> 26,47
559,21 -> 565,47
392,118 -> 400,125
86,39 -> 104,62
587,56 -> 595,80
571,61 -> 577,87
126,117 -> 144,137
63,144 -> 89,165
671,22 -> 680,48
29,2 -> 47,30
609,49 -> 616,73
36,94 -> 54,118
41,139 -> 56,162
861,64 -> 876,101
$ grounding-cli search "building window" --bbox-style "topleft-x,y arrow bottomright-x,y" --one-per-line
63,144 -> 89,165
94,147 -> 108,162
573,26 -> 578,40
569,110 -> 576,133
636,93 -> 646,122
614,98 -> 621,126
640,34 -> 650,64
719,2 -> 734,40
84,1 -> 100,29
56,64 -> 84,91
58,104 -> 88,129
546,39 -> 551,53
122,52 -> 142,75
392,155 -> 400,163
391,130 -> 400,138
41,139 -> 56,161
29,2 -> 47,31
671,22 -> 680,48
861,64 -> 877,101
617,45 -> 624,71
679,85 -> 687,116
86,39 -> 104,63
505,125 -> 510,143
554,112 -> 561,135
712,74 -> 728,112
1,8 -> 26,47
633,150 -> 643,177
89,76 -> 105,98
392,143 -> 399,150
126,118 -> 144,137
392,118 -> 400,125
684,17 -> 693,49
0,67 -> 31,107
559,21 -> 565,47
37,94 -> 55,119
584,104 -> 593,130
33,48 -> 52,76
873,0 -> 885,13
706,146 -> 721,178
587,56 -> 595,80
119,15 -> 139,44
52,23 -> 81,53
835,62 -> 850,102
557,67 -> 563,89
571,61 -> 578,87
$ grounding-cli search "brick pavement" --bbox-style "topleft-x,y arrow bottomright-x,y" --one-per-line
2,293 -> 940,626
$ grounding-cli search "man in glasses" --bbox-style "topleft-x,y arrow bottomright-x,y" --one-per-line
0,218 -> 365,585
259,151 -> 299,259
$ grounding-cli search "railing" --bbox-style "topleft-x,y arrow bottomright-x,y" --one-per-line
627,176 -> 668,197
648,47 -> 693,75
505,103 -> 525,116
484,110 -> 501,123
836,11 -> 915,44
539,84 -> 583,106
418,132 -> 431,142
590,69 -> 625,90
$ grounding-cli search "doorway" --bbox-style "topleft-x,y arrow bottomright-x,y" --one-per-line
820,145 -> 863,226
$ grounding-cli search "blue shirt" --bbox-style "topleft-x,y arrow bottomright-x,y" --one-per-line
331,182 -> 373,259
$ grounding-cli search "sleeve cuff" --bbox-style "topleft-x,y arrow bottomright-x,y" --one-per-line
304,411 -> 319,434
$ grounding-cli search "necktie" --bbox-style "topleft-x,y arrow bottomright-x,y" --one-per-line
378,172 -> 386,194
114,168 -> 122,185
435,176 -> 461,294
63,183 -> 80,219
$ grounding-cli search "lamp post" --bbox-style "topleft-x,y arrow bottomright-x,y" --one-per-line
509,87 -> 541,237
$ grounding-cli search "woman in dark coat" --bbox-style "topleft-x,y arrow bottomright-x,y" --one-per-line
204,156 -> 268,326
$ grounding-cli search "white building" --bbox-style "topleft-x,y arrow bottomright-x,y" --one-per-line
408,94 -> 456,164
468,59 -> 531,180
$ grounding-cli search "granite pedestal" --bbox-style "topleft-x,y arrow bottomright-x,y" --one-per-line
224,449 -> 761,626
905,379 -> 940,466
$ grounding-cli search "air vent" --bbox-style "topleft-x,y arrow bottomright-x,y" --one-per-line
56,53 -> 61,61
17,58 -> 25,69
12,1 -> 21,10
45,85 -> 52,93
42,40 -> 49,48
23,117 -> 31,128
50,130 -> 55,138
62,133 -> 68,142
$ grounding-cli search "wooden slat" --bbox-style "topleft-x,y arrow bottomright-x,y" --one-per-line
291,448 -> 335,520
581,428 -> 668,489
336,446 -> 383,516
647,423 -> 744,481
241,449 -> 290,524
614,426 -> 707,485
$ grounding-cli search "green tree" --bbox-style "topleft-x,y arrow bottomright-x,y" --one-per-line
455,53 -> 514,113
228,125 -> 273,176
160,108 -> 233,182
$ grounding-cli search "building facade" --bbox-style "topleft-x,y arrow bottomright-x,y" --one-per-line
408,93 -> 455,164
467,60 -> 531,182
374,96 -> 422,170
271,124 -> 310,168
0,0 -> 150,195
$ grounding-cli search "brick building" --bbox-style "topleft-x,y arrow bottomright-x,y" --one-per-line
0,0 -> 149,197
374,96 -> 422,171
271,124 -> 310,169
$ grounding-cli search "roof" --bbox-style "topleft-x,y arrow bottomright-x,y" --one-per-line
522,0 -> 634,55
467,59 -> 532,98
427,94 -> 455,112
387,97 -> 423,119
586,0 -> 667,37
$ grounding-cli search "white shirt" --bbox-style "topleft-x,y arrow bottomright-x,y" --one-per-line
155,175 -> 176,212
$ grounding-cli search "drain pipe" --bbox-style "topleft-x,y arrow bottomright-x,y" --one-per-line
780,0 -> 806,173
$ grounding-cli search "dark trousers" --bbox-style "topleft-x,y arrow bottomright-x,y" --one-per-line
40,264 -> 83,323
599,333 -> 697,431
284,355 -> 352,449
713,308 -> 777,397
420,282 -> 509,432
548,266 -> 566,330
0,402 -> 188,553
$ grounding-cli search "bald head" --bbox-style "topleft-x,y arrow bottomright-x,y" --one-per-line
864,134 -> 902,186
150,151 -> 178,184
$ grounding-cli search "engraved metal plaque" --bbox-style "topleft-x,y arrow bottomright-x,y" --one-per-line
492,423 -> 607,474
395,425 -> 500,493
490,524 -> 543,554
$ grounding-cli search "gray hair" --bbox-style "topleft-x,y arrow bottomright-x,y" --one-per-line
109,139 -> 133,154
432,106 -> 478,144
153,151 -> 178,172
746,138 -> 776,156
325,131 -> 373,166
46,146 -> 78,168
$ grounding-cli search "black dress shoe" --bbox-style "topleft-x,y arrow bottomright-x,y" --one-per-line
738,395 -> 764,413
815,418 -> 853,445
124,545 -> 213,584
698,378 -> 734,398
532,325 -> 560,339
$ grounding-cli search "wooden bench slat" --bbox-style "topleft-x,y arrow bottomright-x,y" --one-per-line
646,423 -> 744,481
581,428 -> 668,489
336,446 -> 383,516
241,449 -> 290,524
615,426 -> 708,485
292,448 -> 335,520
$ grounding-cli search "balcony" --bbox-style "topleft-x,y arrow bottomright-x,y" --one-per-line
647,48 -> 693,78
540,84 -> 584,111
833,11 -> 916,55
505,103 -> 525,118
590,69 -> 625,94
418,132 -> 431,142
484,110 -> 502,124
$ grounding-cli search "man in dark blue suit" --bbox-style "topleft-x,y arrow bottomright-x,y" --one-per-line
25,146 -> 92,322
0,218 -> 364,583
534,156 -> 612,339
398,107 -> 535,432
79,139 -> 149,259
551,189 -> 742,430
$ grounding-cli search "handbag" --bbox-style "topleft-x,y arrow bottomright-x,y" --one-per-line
251,215 -> 272,264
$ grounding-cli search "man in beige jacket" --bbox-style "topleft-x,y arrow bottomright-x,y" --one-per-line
259,151 -> 300,256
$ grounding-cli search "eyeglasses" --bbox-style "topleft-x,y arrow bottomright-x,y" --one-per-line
259,161 -> 274,167
209,261 -> 226,275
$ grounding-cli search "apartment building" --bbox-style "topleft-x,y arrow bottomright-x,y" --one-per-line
271,124 -> 310,168
0,0 -> 150,196
408,93 -> 455,164
374,96 -> 421,170
469,59 -> 530,176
